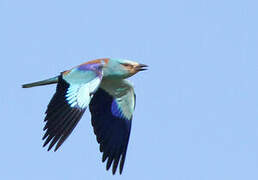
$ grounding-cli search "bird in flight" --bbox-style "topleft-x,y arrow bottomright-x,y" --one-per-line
22,58 -> 147,174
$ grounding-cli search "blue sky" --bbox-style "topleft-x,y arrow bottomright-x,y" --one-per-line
1,0 -> 258,179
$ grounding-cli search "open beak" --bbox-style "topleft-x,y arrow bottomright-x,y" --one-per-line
136,64 -> 148,71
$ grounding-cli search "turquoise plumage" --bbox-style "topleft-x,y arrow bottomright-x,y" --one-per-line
22,58 -> 147,174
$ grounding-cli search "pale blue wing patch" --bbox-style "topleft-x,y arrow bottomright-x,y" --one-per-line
66,77 -> 101,108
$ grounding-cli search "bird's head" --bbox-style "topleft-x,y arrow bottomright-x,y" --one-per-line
103,58 -> 148,79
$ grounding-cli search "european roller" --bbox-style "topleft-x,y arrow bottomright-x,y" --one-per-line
22,58 -> 147,174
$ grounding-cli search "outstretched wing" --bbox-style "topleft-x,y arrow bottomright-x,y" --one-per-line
89,79 -> 136,174
43,64 -> 103,151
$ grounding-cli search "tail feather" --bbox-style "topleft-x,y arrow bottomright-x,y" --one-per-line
22,76 -> 59,88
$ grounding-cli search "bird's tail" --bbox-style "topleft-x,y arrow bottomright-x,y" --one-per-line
22,76 -> 59,88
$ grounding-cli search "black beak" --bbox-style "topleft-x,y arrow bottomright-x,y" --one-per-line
137,64 -> 148,71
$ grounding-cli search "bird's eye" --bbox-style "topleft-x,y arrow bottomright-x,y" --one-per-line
123,63 -> 132,68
